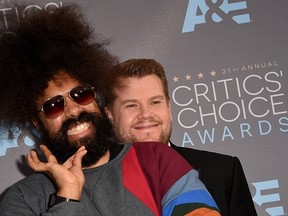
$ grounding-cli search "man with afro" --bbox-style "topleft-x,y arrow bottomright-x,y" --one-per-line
0,3 -> 220,216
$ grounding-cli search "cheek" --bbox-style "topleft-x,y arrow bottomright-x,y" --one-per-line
159,108 -> 172,124
85,101 -> 100,113
39,116 -> 64,134
116,112 -> 135,131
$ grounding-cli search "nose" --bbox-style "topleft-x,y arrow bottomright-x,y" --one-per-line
64,96 -> 82,118
138,104 -> 153,119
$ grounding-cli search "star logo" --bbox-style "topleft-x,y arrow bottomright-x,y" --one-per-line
185,74 -> 191,80
210,70 -> 216,76
197,72 -> 204,79
172,76 -> 179,82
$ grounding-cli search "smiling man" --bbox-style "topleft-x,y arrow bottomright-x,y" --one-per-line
104,58 -> 258,216
107,72 -> 172,144
34,72 -> 112,167
0,5 -> 220,216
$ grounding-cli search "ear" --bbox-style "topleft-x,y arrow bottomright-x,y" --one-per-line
104,106 -> 114,124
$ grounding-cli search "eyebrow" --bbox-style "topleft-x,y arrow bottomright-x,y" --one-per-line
120,99 -> 138,106
119,95 -> 165,106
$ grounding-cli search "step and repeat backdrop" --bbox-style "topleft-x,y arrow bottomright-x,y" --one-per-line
0,1 -> 287,215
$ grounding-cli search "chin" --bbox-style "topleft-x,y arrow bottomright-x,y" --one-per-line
138,135 -> 159,142
68,135 -> 92,145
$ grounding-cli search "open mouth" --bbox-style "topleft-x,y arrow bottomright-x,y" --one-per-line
67,122 -> 91,135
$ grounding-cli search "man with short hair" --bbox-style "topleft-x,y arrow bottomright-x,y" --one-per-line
104,58 -> 258,216
0,5 -> 220,216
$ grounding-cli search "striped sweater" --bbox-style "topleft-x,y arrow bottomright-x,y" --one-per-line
0,142 -> 220,216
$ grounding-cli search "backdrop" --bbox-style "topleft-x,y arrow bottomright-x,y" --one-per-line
1,1 -> 287,215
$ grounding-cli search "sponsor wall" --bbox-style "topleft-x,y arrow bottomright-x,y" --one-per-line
0,1 -> 287,215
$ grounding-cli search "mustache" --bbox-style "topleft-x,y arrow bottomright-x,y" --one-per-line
132,119 -> 160,126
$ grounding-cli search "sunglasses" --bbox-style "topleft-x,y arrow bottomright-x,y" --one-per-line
39,84 -> 96,119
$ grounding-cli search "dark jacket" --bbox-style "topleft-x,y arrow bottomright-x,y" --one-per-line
171,142 -> 258,216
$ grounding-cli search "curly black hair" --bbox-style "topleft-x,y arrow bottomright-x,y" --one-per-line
0,3 -> 118,130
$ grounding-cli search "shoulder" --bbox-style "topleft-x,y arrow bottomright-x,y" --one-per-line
171,143 -> 237,162
10,173 -> 51,188
170,143 -> 244,175
132,141 -> 187,161
131,141 -> 192,171
10,173 -> 53,191
1,173 -> 54,201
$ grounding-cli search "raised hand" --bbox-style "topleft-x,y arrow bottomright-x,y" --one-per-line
26,144 -> 87,200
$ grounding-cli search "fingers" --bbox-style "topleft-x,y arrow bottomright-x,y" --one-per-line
26,150 -> 46,172
72,146 -> 87,168
26,144 -> 57,172
62,146 -> 87,169
27,149 -> 40,163
27,150 -> 40,164
27,145 -> 87,173
39,145 -> 58,163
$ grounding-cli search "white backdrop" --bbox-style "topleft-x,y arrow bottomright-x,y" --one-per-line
1,1 -> 287,215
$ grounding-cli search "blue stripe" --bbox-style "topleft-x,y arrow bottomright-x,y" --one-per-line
162,169 -> 208,206
162,169 -> 219,216
162,189 -> 219,216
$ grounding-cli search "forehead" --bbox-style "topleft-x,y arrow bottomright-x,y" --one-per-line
42,73 -> 81,99
50,72 -> 78,86
116,74 -> 164,97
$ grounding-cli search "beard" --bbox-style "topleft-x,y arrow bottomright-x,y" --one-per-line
40,111 -> 117,167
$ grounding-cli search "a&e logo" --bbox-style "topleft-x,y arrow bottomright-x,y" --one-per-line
182,0 -> 251,33
252,179 -> 285,216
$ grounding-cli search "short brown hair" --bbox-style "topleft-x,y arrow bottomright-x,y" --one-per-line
104,58 -> 169,107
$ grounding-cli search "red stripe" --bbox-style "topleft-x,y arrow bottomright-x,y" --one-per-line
122,146 -> 160,216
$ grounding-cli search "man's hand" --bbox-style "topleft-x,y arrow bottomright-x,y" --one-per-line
27,145 -> 87,200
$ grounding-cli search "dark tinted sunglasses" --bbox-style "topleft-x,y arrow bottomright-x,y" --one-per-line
39,84 -> 96,119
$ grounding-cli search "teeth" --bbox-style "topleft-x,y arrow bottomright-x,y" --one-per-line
67,122 -> 90,135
